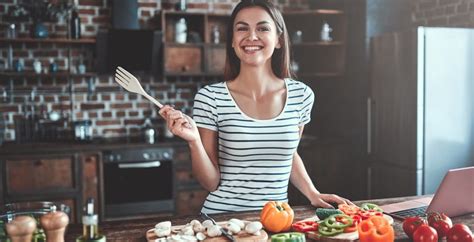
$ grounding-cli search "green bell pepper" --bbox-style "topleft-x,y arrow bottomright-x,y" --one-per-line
271,232 -> 306,242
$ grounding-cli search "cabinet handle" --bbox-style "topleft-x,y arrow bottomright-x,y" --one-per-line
34,160 -> 43,166
367,97 -> 372,154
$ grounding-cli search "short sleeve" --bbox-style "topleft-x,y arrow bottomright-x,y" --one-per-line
193,86 -> 218,131
299,85 -> 315,126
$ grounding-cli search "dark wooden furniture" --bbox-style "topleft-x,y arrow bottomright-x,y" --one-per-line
159,11 -> 230,77
0,140 -> 205,222
284,9 -> 347,78
64,195 -> 474,241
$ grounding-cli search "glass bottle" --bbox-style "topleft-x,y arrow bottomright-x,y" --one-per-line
70,9 -> 81,39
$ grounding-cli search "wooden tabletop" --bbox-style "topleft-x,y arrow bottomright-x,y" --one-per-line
64,196 -> 474,241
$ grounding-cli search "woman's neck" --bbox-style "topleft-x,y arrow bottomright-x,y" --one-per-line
232,63 -> 282,98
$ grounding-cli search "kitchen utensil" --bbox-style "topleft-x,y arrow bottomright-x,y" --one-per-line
114,66 -> 163,109
200,212 -> 235,242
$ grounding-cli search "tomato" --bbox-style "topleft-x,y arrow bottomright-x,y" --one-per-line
413,225 -> 438,242
447,224 -> 473,242
427,212 -> 452,238
402,216 -> 427,238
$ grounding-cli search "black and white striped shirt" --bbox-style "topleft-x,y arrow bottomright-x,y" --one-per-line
192,79 -> 315,214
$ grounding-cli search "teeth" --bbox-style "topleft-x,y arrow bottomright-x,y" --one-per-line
244,46 -> 262,51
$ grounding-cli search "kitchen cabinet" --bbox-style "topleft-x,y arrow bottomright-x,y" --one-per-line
159,11 -> 230,77
284,9 -> 347,78
1,153 -> 83,222
0,151 -> 102,223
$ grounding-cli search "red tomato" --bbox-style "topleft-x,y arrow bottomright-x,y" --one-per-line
413,225 -> 438,242
447,224 -> 473,242
403,216 -> 427,238
427,212 -> 453,238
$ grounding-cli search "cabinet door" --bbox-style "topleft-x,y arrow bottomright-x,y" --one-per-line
176,189 -> 208,216
5,156 -> 76,195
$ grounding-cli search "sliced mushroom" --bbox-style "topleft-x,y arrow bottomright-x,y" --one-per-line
226,222 -> 241,235
229,218 -> 245,229
155,221 -> 172,237
189,220 -> 201,226
195,232 -> 206,241
193,224 -> 205,233
207,225 -> 222,237
245,221 -> 263,235
201,220 -> 214,229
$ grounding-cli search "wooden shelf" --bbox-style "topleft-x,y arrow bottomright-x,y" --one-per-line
292,41 -> 344,47
0,37 -> 96,44
297,72 -> 344,78
164,43 -> 205,47
0,71 -> 97,78
164,71 -> 223,77
284,9 -> 345,16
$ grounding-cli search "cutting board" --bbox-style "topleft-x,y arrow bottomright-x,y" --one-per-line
302,214 -> 394,241
146,221 -> 268,242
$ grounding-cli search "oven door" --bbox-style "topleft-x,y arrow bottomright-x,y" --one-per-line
103,159 -> 174,218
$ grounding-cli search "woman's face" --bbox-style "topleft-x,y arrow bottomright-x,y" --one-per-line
232,6 -> 281,68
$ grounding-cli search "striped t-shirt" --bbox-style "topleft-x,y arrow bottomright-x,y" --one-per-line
192,78 -> 315,214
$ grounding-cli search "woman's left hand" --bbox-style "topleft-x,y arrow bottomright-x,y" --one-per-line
310,193 -> 355,208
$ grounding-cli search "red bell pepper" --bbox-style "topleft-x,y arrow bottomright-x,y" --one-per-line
358,209 -> 383,220
292,221 -> 319,232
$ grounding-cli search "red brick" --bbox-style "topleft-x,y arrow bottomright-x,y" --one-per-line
115,94 -> 125,101
124,119 -> 143,125
81,103 -> 105,110
129,111 -> 139,117
14,50 -> 29,57
139,2 -> 157,8
85,26 -> 96,32
79,9 -> 96,15
76,112 -> 84,119
143,110 -> 152,116
103,128 -> 126,134
44,95 -> 56,102
102,112 -> 112,118
102,94 -> 111,101
419,1 -> 437,10
0,105 -> 19,112
116,111 -> 126,117
59,96 -> 70,102
13,97 -> 25,103
96,120 -> 121,126
52,104 -> 70,110
89,112 -> 98,118
137,103 -> 150,108
92,16 -> 109,24
187,3 -> 209,9
140,10 -> 151,17
110,103 -> 133,109
79,0 -> 103,7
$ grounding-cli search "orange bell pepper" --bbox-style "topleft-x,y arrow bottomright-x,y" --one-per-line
358,216 -> 394,242
260,201 -> 294,233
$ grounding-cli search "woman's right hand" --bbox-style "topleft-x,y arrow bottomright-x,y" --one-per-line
159,105 -> 200,143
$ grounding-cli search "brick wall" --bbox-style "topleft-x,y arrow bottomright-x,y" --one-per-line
0,0 -> 308,142
412,0 -> 474,27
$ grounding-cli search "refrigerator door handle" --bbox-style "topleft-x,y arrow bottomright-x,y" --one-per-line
367,97 -> 372,154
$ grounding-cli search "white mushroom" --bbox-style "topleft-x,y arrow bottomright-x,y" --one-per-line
193,224 -> 205,233
245,221 -> 263,235
190,220 -> 201,226
229,218 -> 245,229
226,222 -> 241,235
155,221 -> 172,237
201,220 -> 214,229
179,226 -> 195,236
195,232 -> 206,241
207,225 -> 222,237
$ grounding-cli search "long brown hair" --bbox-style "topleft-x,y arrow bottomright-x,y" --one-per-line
223,0 -> 292,81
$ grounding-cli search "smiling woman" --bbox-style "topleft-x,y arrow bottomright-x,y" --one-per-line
159,0 -> 353,214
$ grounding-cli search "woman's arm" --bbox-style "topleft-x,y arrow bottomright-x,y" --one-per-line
159,105 -> 220,192
290,126 -> 353,207
189,128 -> 221,192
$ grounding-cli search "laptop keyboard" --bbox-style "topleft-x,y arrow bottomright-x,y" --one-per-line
391,206 -> 428,218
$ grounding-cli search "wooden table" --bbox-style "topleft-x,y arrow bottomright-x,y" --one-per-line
65,196 -> 474,241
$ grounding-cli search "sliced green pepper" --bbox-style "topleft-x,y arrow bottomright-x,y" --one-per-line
324,214 -> 353,229
271,232 -> 306,242
360,203 -> 383,212
318,224 -> 344,236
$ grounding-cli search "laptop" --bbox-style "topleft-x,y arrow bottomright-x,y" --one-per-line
380,166 -> 474,220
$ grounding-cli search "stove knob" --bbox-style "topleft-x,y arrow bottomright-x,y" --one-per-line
108,154 -> 114,162
143,153 -> 150,160
116,154 -> 122,161
163,151 -> 171,160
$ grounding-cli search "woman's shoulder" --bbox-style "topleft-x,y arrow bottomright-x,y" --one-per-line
286,78 -> 313,94
197,82 -> 226,95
